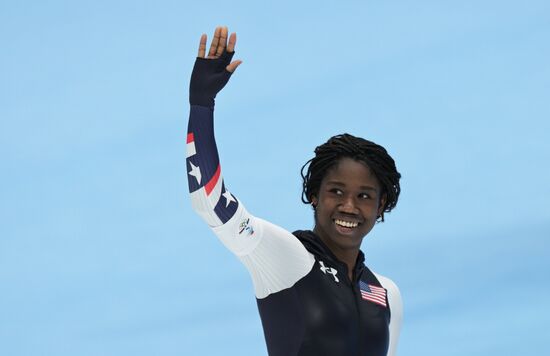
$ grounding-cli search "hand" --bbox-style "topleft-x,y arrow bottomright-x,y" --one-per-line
198,26 -> 242,72
189,26 -> 243,107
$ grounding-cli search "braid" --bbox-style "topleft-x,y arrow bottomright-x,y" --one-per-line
300,133 -> 401,222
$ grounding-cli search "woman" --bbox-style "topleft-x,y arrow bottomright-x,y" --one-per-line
187,26 -> 403,356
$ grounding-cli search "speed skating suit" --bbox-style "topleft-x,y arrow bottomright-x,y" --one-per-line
186,105 -> 403,356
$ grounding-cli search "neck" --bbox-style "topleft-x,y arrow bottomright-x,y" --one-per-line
313,228 -> 360,280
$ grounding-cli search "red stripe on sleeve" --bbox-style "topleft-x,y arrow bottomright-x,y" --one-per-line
187,133 -> 195,143
204,165 -> 221,196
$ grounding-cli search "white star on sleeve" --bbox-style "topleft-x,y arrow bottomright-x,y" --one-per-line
222,190 -> 236,207
188,162 -> 202,184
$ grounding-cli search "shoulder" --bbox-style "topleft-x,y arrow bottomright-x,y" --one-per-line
372,272 -> 403,355
373,273 -> 400,296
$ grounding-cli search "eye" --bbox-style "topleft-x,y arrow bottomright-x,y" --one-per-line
358,192 -> 371,199
329,188 -> 343,196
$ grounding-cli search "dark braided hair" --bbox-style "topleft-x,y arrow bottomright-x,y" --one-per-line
300,133 -> 401,222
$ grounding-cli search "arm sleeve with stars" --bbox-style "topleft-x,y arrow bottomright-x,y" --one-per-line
187,105 -> 315,298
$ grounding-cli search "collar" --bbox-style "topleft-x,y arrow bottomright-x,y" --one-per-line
293,230 -> 366,278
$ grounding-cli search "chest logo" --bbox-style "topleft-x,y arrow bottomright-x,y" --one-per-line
319,261 -> 339,283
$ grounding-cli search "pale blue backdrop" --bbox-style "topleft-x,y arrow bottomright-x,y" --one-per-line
1,0 -> 549,355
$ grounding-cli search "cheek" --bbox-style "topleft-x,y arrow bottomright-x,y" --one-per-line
361,201 -> 382,218
314,204 -> 331,223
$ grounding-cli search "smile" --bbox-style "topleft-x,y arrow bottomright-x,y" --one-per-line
333,219 -> 359,228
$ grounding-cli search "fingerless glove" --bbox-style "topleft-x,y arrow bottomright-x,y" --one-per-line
189,50 -> 235,107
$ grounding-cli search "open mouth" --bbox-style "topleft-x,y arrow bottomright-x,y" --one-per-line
333,219 -> 360,229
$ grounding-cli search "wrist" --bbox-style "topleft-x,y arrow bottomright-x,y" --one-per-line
189,93 -> 215,107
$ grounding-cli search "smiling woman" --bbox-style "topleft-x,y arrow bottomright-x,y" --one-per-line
186,26 -> 403,356
302,135 -> 401,281
310,157 -> 390,278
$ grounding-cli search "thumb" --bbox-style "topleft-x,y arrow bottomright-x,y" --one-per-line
226,60 -> 243,73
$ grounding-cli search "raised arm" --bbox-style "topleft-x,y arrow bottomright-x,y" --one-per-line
187,26 -> 242,226
186,27 -> 314,298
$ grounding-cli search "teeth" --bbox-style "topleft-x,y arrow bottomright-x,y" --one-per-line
334,219 -> 359,228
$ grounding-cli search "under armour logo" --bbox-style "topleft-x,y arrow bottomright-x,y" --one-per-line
319,261 -> 339,283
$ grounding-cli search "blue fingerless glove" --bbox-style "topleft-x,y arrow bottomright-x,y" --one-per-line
189,50 -> 235,107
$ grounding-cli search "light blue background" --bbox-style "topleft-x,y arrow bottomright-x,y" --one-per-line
2,0 -> 549,355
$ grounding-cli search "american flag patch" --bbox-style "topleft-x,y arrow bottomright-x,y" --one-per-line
359,280 -> 387,307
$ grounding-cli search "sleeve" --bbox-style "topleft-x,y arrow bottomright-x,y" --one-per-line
186,105 -> 315,299
374,273 -> 403,356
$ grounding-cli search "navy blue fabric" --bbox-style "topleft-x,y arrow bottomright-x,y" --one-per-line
189,51 -> 235,107
187,105 -> 238,223
187,106 -> 219,193
257,230 -> 391,356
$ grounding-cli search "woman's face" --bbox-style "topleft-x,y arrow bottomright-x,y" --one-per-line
312,157 -> 386,256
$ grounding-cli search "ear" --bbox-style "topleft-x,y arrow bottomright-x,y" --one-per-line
311,195 -> 318,207
377,193 -> 387,216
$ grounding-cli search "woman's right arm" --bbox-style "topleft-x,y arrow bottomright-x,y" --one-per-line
187,27 -> 314,299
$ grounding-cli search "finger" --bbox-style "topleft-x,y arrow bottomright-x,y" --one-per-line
226,60 -> 242,73
215,26 -> 228,57
208,27 -> 221,58
227,32 -> 237,53
197,34 -> 207,58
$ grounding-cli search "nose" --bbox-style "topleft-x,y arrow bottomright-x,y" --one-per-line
338,195 -> 357,214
